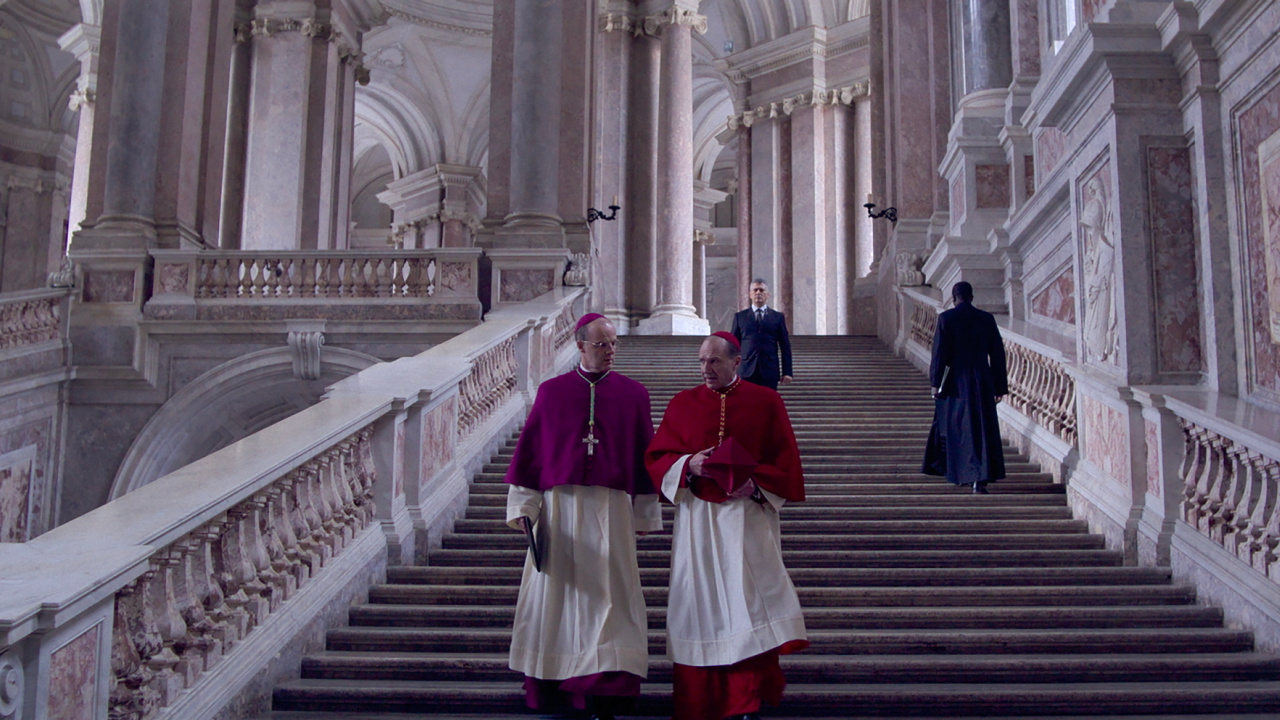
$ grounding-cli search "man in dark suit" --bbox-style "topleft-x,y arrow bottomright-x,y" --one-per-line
921,281 -> 1007,494
730,278 -> 793,390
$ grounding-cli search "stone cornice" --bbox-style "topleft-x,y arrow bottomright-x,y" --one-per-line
725,82 -> 871,130
725,23 -> 870,83
383,6 -> 493,37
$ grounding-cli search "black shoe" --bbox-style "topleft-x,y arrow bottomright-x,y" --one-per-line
972,483 -> 989,494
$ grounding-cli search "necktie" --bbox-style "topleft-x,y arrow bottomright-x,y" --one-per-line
755,309 -> 763,324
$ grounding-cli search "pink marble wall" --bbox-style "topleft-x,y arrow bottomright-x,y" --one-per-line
1025,155 -> 1036,198
1145,419 -> 1161,499
1082,395 -> 1130,486
419,397 -> 456,489
499,269 -> 553,302
950,177 -> 965,227
48,624 -> 100,720
976,163 -> 1010,209
1237,82 -> 1280,395
0,451 -> 32,542
1260,129 -> 1280,344
1146,145 -> 1204,373
1030,266 -> 1076,324
1036,128 -> 1067,178
155,263 -> 191,295
394,422 -> 405,499
82,270 -> 134,303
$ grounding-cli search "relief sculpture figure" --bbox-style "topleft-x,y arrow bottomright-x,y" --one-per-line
1080,176 -> 1118,364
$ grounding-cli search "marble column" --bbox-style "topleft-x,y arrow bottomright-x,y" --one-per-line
637,4 -> 708,336
58,23 -> 101,249
853,97 -> 874,278
92,0 -> 171,237
1,175 -> 57,292
595,7 -> 633,328
625,29 -> 660,324
956,0 -> 1012,95
735,126 -> 752,304
750,118 -> 782,298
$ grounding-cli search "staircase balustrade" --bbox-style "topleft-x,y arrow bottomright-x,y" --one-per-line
1178,417 -> 1280,580
193,252 -> 438,299
0,287 -> 585,720
0,288 -> 68,351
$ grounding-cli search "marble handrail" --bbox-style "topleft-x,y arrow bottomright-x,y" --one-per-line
0,288 -> 69,351
0,286 -> 585,720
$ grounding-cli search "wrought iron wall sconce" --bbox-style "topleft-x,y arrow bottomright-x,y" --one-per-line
588,196 -> 621,223
864,200 -> 898,223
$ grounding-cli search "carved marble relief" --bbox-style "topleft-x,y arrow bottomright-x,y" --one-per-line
1078,162 -> 1119,366
1080,0 -> 1105,24
1238,82 -> 1280,394
499,269 -> 553,303
1082,395 -> 1129,486
975,164 -> 1010,209
438,262 -> 472,296
1259,129 -> 1280,344
419,397 -> 456,489
1146,145 -> 1204,373
1029,265 -> 1076,324
1145,419 -> 1160,499
48,624 -> 99,720
82,270 -> 134,303
0,446 -> 34,542
155,263 -> 190,295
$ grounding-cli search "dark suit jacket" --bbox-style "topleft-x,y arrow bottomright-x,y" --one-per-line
730,306 -> 793,389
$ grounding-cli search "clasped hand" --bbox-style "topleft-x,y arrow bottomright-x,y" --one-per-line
688,446 -> 757,500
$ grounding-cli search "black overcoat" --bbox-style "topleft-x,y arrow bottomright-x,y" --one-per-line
921,301 -> 1008,485
730,307 -> 793,390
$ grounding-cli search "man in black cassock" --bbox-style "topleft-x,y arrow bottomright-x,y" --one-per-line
730,279 -> 793,389
922,281 -> 1008,493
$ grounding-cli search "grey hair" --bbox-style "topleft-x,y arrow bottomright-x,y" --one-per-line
750,278 -> 768,287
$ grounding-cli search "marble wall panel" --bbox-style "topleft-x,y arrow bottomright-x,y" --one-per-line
1029,266 -> 1076,324
1025,155 -> 1036,198
47,623 -> 100,720
499,269 -> 554,303
81,270 -> 135,303
438,261 -> 473,296
1145,419 -> 1160,499
1259,129 -> 1280,344
1237,82 -> 1280,395
394,422 -> 405,499
976,163 -> 1011,209
1146,145 -> 1204,373
0,446 -> 34,541
950,177 -> 965,227
419,397 -> 456,486
1077,159 -> 1120,367
1082,395 -> 1129,486
1036,127 -> 1067,178
155,263 -> 191,295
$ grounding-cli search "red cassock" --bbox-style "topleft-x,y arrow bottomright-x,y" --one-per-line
646,379 -> 808,720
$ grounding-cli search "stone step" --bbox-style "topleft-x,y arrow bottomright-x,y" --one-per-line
345,604 -> 1222,631
256,712 -> 1280,720
425,547 -> 1122,569
440,532 -> 1105,552
321,626 -> 1257,655
297,650 -> 1279,684
271,678 -> 1280,715
447,517 -> 1090,535
459,504 -> 1075,522
366,584 -> 1198,608
463,490 -> 1067,506
385,565 -> 1172,588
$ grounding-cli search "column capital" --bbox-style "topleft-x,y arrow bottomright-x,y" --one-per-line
726,82 -> 870,130
57,22 -> 101,62
644,6 -> 707,36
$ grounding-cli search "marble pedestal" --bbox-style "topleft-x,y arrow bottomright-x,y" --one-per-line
635,310 -> 709,336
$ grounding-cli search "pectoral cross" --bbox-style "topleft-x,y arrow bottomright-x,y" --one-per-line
576,366 -> 610,458
582,429 -> 600,456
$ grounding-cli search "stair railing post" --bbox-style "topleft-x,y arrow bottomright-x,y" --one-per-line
370,406 -> 415,566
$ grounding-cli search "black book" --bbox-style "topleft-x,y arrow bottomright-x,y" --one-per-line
520,516 -> 542,572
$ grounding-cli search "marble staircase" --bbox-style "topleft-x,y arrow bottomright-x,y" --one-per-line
265,336 -> 1280,718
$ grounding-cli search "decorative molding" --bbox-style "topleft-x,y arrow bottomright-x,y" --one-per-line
563,252 -> 590,287
599,12 -> 642,35
68,86 -> 95,111
726,82 -> 870,130
728,32 -> 871,81
0,650 -> 22,719
383,7 -> 492,37
643,7 -> 707,36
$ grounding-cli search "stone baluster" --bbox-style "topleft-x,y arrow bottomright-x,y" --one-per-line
110,578 -> 161,720
262,485 -> 299,602
145,555 -> 187,704
244,492 -> 283,612
333,438 -> 359,540
174,537 -> 223,675
301,463 -> 335,566
280,476 -> 314,585
315,451 -> 345,555
356,428 -> 378,525
191,524 -> 235,651
211,514 -> 254,644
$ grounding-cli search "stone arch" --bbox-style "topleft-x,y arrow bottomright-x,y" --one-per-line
109,347 -> 380,499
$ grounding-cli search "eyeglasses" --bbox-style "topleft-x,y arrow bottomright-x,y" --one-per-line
586,339 -> 619,350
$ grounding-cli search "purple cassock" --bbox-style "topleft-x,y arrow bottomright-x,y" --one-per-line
504,368 -> 656,497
